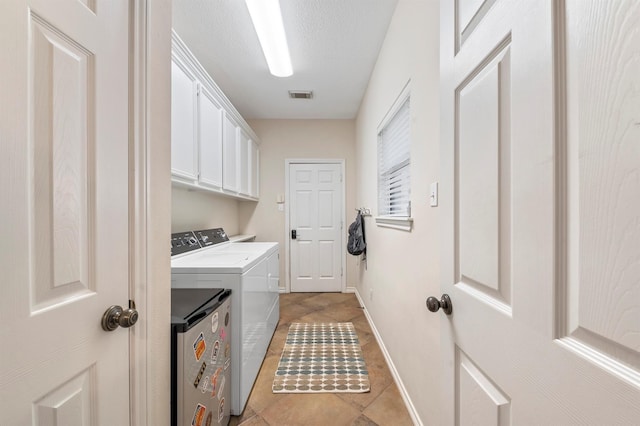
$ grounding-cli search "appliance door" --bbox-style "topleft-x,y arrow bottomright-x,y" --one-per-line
176,292 -> 232,426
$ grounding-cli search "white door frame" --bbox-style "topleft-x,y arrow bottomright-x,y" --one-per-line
130,1 -> 171,425
284,159 -> 346,293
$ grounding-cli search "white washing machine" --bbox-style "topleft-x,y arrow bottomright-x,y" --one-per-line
170,228 -> 279,415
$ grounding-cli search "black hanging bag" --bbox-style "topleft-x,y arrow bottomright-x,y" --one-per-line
347,211 -> 366,256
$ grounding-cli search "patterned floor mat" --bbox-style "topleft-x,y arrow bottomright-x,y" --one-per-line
272,322 -> 370,393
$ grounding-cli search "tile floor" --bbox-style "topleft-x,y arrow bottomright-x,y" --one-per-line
229,292 -> 414,426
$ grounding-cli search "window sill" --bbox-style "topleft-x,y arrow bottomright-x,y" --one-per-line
375,216 -> 413,232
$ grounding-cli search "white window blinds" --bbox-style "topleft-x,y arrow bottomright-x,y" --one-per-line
378,96 -> 411,217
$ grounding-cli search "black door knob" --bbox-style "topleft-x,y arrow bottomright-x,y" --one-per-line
426,294 -> 452,315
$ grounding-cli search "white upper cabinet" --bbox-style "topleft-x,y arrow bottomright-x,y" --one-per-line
238,129 -> 251,196
171,31 -> 259,200
250,140 -> 260,198
198,86 -> 223,189
171,60 -> 198,180
222,113 -> 239,193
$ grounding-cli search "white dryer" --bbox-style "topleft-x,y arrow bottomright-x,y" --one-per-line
170,228 -> 279,415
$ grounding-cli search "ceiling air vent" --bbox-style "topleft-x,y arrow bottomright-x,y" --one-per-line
288,90 -> 313,99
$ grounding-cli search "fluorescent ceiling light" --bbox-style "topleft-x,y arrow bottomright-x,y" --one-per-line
245,0 -> 293,77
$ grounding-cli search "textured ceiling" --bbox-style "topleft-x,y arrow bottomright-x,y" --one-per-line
172,0 -> 399,119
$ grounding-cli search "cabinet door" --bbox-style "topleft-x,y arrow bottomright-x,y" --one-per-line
198,86 -> 223,189
171,60 -> 198,180
222,113 -> 238,192
238,129 -> 250,196
250,140 -> 259,198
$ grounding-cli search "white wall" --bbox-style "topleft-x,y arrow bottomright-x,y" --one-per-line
354,0 -> 440,424
171,187 -> 240,235
239,119 -> 357,289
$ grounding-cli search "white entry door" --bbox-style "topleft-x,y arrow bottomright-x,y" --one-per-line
440,0 -> 640,423
288,162 -> 344,292
0,0 -> 132,424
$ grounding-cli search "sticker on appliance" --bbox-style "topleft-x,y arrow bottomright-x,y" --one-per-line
217,375 -> 226,400
205,411 -> 213,426
191,403 -> 206,426
218,398 -> 225,423
224,311 -> 229,327
201,375 -> 210,393
193,332 -> 206,361
224,343 -> 230,359
210,340 -> 220,364
193,362 -> 207,389
210,367 -> 223,397
219,327 -> 226,341
224,358 -> 230,371
211,312 -> 219,334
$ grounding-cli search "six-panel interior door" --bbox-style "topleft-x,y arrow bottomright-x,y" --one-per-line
440,0 -> 640,423
0,0 -> 132,424
289,163 -> 343,292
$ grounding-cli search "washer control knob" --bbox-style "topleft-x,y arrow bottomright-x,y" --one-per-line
187,236 -> 198,246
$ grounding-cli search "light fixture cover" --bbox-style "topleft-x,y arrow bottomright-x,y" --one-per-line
245,0 -> 293,77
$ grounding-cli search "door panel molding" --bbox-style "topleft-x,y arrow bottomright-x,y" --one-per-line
553,0 -> 640,389
455,36 -> 512,311
456,347 -> 511,426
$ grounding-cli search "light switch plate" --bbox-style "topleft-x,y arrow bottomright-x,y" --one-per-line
430,182 -> 438,207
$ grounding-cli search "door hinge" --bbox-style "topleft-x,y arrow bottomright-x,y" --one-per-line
341,266 -> 343,276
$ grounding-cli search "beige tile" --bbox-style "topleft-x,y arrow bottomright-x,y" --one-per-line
279,302 -> 321,324
229,405 -> 256,426
334,295 -> 363,309
337,375 -> 390,411
351,414 -> 379,426
279,293 -> 311,308
353,328 -> 375,348
301,292 -> 355,310
363,384 -> 413,426
296,310 -> 338,324
234,414 -> 270,426
244,353 -> 287,414
321,304 -> 366,323
267,323 -> 290,356
337,341 -> 395,410
351,315 -> 373,334
260,393 -> 361,426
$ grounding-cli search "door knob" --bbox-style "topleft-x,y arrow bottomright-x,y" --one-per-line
102,301 -> 139,331
426,294 -> 452,315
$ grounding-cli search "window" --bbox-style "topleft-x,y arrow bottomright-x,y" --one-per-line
376,88 -> 412,230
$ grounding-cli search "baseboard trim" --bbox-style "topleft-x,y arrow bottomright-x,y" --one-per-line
354,289 -> 422,426
344,286 -> 357,293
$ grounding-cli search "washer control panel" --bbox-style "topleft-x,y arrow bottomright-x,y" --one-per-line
171,228 -> 230,256
171,231 -> 201,256
194,228 -> 229,247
